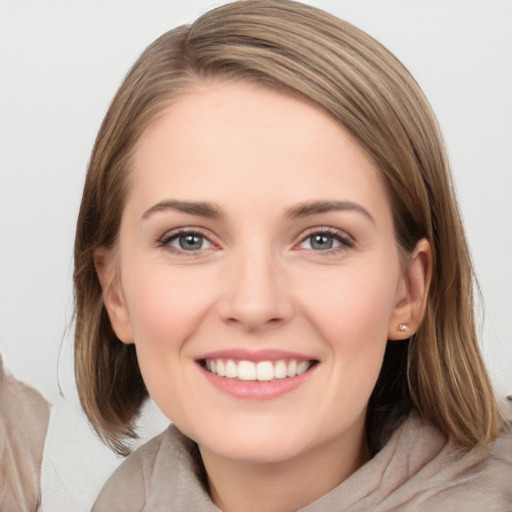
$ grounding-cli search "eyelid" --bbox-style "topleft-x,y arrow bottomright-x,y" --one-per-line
157,226 -> 220,254
156,225 -> 355,255
295,226 -> 355,251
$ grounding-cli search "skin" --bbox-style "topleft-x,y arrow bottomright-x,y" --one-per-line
98,81 -> 430,512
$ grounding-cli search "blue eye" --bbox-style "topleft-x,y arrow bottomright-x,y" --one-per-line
298,230 -> 353,252
162,231 -> 214,252
309,234 -> 337,250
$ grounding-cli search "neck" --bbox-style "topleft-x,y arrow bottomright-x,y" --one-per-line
199,425 -> 369,512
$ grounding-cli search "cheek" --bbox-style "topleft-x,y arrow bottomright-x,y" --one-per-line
299,264 -> 400,395
122,259 -> 212,337
120,262 -> 213,386
302,262 -> 399,341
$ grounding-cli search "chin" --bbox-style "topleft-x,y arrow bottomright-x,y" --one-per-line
185,414 -> 324,465
204,436 -> 308,465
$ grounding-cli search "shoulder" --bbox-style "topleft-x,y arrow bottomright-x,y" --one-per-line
400,401 -> 512,510
0,356 -> 50,512
354,406 -> 511,511
91,427 -> 171,512
92,425 -> 217,512
489,398 -> 512,467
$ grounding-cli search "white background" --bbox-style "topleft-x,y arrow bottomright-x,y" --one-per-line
1,0 -> 511,413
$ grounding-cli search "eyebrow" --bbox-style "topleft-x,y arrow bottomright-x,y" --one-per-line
142,199 -> 374,223
285,200 -> 375,223
142,200 -> 223,220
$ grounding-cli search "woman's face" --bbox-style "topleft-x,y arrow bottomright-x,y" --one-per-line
105,81 -> 411,466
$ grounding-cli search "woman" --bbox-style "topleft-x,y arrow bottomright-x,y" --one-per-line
73,1 -> 511,510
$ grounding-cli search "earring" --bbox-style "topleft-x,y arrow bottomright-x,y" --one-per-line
398,323 -> 408,332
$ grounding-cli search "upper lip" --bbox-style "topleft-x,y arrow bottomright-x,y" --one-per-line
196,348 -> 317,363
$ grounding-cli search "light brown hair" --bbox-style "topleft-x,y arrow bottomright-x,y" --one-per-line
74,0 -> 502,456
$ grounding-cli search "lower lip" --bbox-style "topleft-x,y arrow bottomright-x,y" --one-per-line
199,364 -> 316,400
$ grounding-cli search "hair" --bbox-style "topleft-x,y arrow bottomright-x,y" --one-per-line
74,0 -> 502,456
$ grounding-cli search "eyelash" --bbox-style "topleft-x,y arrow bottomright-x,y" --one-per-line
296,227 -> 355,255
158,228 -> 216,255
157,227 -> 355,256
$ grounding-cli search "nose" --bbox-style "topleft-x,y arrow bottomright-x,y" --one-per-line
217,248 -> 295,333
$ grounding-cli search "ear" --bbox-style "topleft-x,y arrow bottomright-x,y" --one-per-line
388,238 -> 432,340
94,248 -> 134,344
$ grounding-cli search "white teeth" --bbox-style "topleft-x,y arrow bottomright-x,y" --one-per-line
238,360 -> 256,381
226,360 -> 237,378
297,361 -> 310,375
257,361 -> 274,381
287,360 -> 297,377
217,360 -> 226,377
274,360 -> 288,379
204,358 -> 313,381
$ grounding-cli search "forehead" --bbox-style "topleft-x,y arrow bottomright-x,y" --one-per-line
127,81 -> 391,222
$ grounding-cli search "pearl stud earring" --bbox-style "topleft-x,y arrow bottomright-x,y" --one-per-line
398,323 -> 408,332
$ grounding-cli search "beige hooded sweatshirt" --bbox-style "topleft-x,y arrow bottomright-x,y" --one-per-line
92,402 -> 512,511
92,404 -> 512,512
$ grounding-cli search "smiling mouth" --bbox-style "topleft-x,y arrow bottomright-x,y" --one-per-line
200,358 -> 317,381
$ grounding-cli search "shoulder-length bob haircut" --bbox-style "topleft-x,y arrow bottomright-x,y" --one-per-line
74,0 -> 501,456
